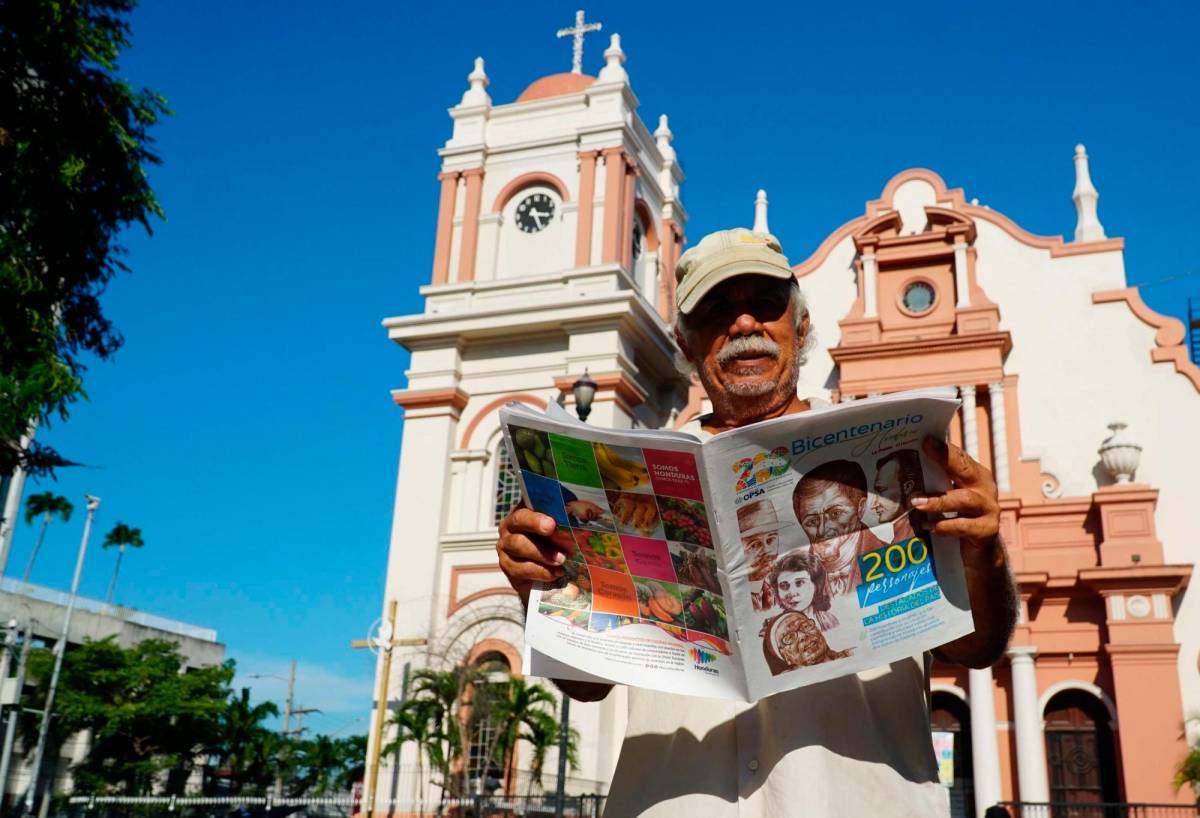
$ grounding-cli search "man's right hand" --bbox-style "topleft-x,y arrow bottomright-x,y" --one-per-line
496,506 -> 573,606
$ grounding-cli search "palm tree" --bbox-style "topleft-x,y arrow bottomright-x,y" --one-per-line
384,700 -> 442,815
406,666 -> 481,796
213,687 -> 279,794
102,521 -> 144,604
487,676 -> 558,795
21,492 -> 73,583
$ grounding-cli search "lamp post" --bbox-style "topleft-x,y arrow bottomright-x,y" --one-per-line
24,494 -> 99,817
554,371 -> 596,817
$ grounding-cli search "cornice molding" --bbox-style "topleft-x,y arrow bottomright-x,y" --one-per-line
1093,287 -> 1200,393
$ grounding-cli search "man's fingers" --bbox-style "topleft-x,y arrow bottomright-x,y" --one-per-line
911,488 -> 991,516
498,548 -> 564,585
500,531 -> 568,567
929,516 -> 998,540
503,507 -> 558,538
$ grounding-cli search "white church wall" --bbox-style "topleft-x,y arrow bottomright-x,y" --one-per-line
793,237 -> 860,401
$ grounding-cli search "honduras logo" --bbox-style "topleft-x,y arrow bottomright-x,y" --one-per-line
689,647 -> 716,665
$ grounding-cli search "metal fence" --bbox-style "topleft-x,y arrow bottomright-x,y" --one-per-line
996,803 -> 1200,818
66,795 -> 607,818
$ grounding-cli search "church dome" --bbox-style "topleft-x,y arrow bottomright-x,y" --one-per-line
516,72 -> 595,102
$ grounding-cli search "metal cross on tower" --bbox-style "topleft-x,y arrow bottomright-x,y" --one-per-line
557,9 -> 602,75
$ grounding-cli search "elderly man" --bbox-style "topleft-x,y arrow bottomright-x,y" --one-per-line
496,228 -> 1016,817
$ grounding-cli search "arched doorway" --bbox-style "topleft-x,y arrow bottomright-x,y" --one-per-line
931,691 -> 974,818
1043,690 -> 1120,806
466,651 -> 512,795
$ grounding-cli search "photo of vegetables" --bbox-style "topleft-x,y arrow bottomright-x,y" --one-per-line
594,442 -> 652,492
510,425 -> 558,480
682,587 -> 729,640
670,542 -> 721,595
606,490 -> 665,538
573,530 -> 628,573
657,496 -> 713,548
551,526 -> 585,563
635,579 -> 685,627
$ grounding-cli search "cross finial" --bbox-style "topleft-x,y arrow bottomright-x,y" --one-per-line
557,9 -> 602,74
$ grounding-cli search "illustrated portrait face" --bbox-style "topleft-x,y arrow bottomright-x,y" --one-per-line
795,483 -> 867,564
777,613 -> 828,668
742,530 -> 779,564
871,458 -> 908,524
774,569 -> 816,613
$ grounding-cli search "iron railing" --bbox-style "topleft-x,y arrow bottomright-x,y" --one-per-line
996,802 -> 1199,818
66,795 -> 607,818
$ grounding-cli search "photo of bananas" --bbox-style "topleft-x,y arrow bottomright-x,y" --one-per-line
593,441 -> 652,492
510,425 -> 558,480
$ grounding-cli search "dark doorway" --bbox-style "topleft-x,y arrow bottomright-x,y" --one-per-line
931,691 -> 974,818
1043,690 -> 1120,808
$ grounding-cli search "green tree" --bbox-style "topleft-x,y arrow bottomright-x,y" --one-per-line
384,699 -> 443,814
101,520 -> 143,604
21,491 -> 73,581
404,667 -> 482,797
0,0 -> 168,479
24,637 -> 232,795
486,676 -> 559,795
212,687 -> 279,795
519,710 -> 579,797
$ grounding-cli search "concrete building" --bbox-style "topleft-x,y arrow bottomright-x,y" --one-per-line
0,578 -> 225,804
371,21 -> 1199,818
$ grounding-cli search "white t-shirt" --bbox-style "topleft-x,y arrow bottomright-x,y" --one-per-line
602,407 -> 949,818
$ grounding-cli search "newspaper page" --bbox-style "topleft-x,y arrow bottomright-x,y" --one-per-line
698,389 -> 973,701
502,388 -> 974,702
502,405 -> 747,700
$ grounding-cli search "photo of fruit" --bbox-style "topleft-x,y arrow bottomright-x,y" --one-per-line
594,442 -> 652,493
658,497 -> 713,548
634,579 -> 685,627
510,426 -> 558,480
550,526 -> 585,564
669,542 -> 721,594
682,587 -> 729,640
573,530 -> 628,573
538,602 -> 590,627
606,491 -> 665,538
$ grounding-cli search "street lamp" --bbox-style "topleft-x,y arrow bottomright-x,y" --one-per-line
571,370 -> 597,423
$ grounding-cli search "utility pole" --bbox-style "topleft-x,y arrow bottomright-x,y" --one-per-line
23,494 -> 99,816
0,621 -> 32,810
273,660 -> 319,798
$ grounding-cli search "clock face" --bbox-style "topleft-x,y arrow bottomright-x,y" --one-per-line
515,193 -> 556,233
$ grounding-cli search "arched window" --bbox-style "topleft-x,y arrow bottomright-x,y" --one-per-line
493,443 -> 521,526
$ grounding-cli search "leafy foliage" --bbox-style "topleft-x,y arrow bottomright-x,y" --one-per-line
0,0 -> 168,477
211,687 -> 279,794
23,492 -> 73,526
24,638 -> 232,794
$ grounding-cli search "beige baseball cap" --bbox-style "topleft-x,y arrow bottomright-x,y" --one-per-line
675,228 -> 794,315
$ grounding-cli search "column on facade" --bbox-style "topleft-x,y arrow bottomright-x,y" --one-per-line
1007,646 -> 1050,802
987,381 -> 1011,493
659,217 -> 677,321
953,239 -> 971,308
575,151 -> 599,268
620,160 -> 638,272
601,147 -> 626,264
960,383 -> 1002,817
861,251 -> 878,317
456,168 -> 485,282
431,171 -> 460,285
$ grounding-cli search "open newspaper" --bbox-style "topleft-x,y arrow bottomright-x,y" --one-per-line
501,387 -> 973,702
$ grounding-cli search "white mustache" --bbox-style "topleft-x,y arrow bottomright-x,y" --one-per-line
716,335 -> 780,366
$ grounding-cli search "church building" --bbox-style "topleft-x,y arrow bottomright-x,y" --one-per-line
370,16 -> 1200,818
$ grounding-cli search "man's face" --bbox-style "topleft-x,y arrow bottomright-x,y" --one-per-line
678,276 -> 807,411
742,531 -> 779,563
871,460 -> 908,524
778,613 -> 827,667
795,483 -> 867,564
775,569 -> 816,613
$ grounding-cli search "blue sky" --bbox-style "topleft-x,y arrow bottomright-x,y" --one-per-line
12,0 -> 1198,733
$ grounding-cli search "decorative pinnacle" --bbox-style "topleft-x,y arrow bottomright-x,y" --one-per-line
753,189 -> 770,235
1072,143 -> 1105,242
597,33 -> 627,83
459,56 -> 491,107
655,114 -> 675,160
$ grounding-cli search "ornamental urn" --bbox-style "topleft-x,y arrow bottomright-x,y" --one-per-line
1098,422 -> 1141,484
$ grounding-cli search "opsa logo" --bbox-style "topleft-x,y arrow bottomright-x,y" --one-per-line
731,447 -> 789,492
689,647 -> 716,665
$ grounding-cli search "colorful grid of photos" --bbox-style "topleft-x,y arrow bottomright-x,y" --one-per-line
509,426 -> 731,654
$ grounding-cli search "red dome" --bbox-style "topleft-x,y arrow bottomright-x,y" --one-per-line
516,73 -> 595,103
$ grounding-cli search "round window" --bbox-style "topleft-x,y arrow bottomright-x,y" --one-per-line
901,281 -> 936,314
